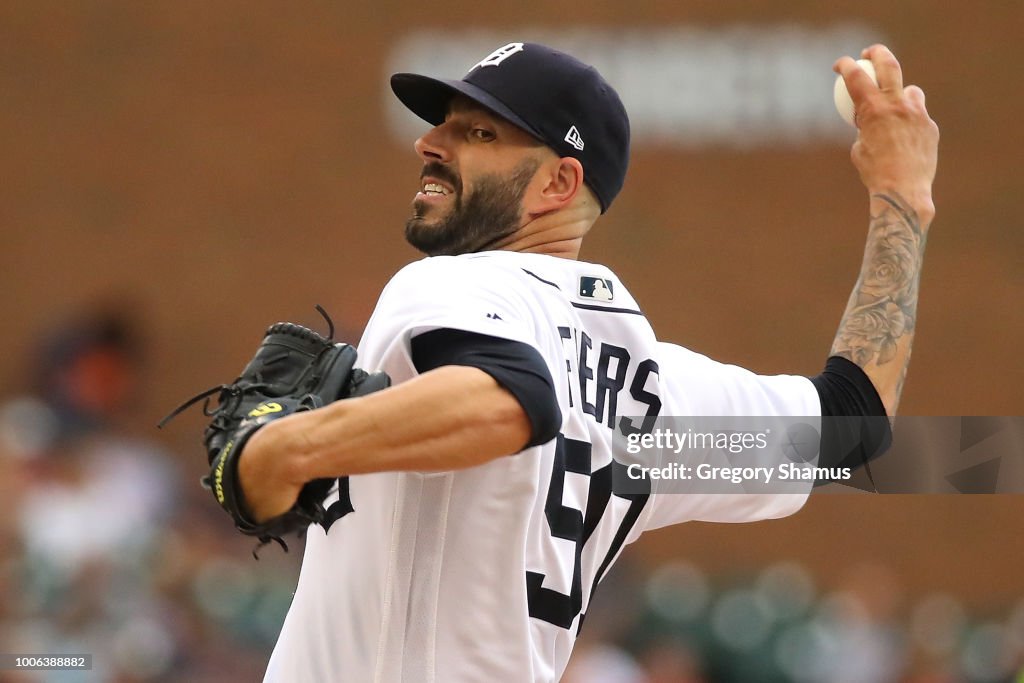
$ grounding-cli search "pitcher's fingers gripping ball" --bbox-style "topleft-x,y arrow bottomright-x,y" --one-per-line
832,44 -> 939,213
160,308 -> 390,552
834,58 -> 877,126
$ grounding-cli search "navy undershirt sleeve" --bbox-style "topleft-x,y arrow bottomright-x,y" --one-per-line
410,328 -> 562,449
810,355 -> 893,473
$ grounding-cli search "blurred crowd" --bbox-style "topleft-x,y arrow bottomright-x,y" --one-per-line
0,308 -> 298,682
564,559 -> 1024,683
0,308 -> 1021,683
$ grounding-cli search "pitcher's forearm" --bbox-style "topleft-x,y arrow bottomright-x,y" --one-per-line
831,191 -> 931,416
238,365 -> 533,522
283,365 -> 532,480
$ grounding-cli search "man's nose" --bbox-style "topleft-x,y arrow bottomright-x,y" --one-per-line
414,124 -> 452,164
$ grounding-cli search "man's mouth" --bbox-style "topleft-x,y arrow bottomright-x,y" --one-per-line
419,176 -> 453,197
422,182 -> 449,196
415,176 -> 456,208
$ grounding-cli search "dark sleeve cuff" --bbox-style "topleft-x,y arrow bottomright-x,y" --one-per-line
809,355 -> 892,472
410,328 -> 562,449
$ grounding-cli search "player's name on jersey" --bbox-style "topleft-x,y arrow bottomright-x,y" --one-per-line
558,325 -> 661,432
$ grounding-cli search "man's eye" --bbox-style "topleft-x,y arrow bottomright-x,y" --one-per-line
471,128 -> 495,141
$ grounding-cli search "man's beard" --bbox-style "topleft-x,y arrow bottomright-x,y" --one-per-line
405,158 -> 539,257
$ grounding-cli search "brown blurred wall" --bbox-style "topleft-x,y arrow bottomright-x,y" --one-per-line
1,2 -> 1021,604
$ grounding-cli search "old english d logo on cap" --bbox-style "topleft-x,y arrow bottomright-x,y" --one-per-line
472,42 -> 525,70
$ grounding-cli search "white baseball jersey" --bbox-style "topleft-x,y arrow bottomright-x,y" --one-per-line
265,251 -> 819,683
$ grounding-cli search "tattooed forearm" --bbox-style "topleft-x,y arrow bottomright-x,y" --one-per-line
831,192 -> 929,415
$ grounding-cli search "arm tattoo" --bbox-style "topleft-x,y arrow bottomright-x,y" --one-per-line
831,192 -> 928,408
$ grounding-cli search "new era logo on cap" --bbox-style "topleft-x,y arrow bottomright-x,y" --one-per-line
564,125 -> 584,151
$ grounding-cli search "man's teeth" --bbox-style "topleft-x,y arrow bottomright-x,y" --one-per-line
423,183 -> 448,195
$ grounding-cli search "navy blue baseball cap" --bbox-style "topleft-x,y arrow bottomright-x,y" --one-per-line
391,42 -> 630,213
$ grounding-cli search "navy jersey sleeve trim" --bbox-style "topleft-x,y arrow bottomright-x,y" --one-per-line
521,268 -> 561,290
810,355 -> 893,476
570,302 -> 644,316
410,328 -> 562,449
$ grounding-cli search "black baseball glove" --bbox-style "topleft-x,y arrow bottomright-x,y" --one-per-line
160,307 -> 389,552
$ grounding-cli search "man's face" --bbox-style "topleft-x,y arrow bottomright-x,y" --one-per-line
405,98 -> 544,256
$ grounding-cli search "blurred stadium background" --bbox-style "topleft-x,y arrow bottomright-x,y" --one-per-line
1,2 -> 1021,681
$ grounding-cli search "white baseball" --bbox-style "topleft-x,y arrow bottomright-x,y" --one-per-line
834,58 -> 878,127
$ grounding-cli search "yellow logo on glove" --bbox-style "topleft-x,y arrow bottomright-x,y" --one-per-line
214,441 -> 232,504
248,402 -> 283,417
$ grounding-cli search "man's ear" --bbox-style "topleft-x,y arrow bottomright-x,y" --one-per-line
533,157 -> 584,213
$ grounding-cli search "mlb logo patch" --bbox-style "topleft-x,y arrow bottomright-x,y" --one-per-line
579,276 -> 614,302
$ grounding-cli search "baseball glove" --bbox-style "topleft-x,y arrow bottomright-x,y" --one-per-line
160,306 -> 389,552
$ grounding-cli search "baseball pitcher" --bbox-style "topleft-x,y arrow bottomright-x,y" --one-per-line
183,42 -> 938,682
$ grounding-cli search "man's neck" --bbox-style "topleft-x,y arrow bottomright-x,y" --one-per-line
492,206 -> 595,259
